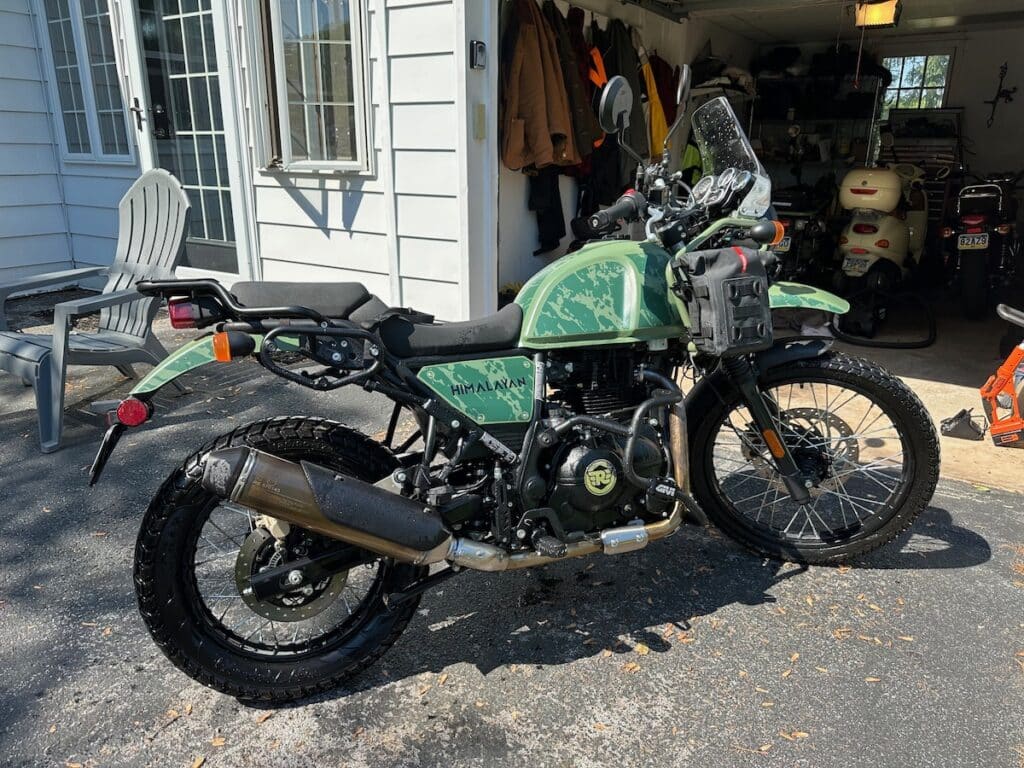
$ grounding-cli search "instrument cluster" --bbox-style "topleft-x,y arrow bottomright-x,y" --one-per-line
690,168 -> 755,210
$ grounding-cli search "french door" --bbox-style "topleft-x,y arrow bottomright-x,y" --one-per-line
114,0 -> 253,280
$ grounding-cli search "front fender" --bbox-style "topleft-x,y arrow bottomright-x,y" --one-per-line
770,281 -> 850,315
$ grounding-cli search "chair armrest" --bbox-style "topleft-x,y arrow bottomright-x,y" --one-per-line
53,289 -> 146,323
0,266 -> 107,331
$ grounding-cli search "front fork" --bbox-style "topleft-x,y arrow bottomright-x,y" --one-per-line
721,357 -> 813,506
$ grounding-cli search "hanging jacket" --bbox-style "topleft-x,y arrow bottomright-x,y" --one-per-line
500,0 -> 580,171
601,20 -> 649,183
640,49 -> 669,156
648,53 -> 680,126
542,1 -> 601,160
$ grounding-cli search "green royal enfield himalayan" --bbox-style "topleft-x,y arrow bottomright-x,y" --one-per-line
90,72 -> 939,702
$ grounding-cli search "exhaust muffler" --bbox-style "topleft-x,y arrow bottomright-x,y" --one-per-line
201,447 -> 454,565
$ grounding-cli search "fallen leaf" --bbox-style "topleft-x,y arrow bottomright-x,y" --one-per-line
792,731 -> 810,738
755,686 -> 770,693
417,684 -> 432,697
815,666 -> 828,673
184,703 -> 193,716
353,727 -> 365,736
80,622 -> 98,628
594,722 -> 607,731
635,643 -> 650,656
832,628 -> 853,640
761,701 -> 775,708
475,700 -> 486,708
255,711 -> 274,724
837,565 -> 851,574
211,736 -> 226,747
623,661 -> 641,673
91,531 -> 108,537
677,632 -> 695,644
102,626 -> 112,637
898,636 -> 914,642
663,625 -> 675,639
437,673 -> 449,686
868,604 -> 882,612
789,652 -> 800,663
66,763 -> 83,768
864,677 -> 881,683
166,709 -> 180,722
805,595 -> 815,606
782,669 -> 793,679
601,649 -> 613,658
191,759 -> 206,768
49,724 -> 57,734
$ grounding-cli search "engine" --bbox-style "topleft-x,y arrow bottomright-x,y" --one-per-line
541,428 -> 670,536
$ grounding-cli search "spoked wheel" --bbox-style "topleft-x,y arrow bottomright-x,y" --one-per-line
135,418 -> 425,702
690,353 -> 940,564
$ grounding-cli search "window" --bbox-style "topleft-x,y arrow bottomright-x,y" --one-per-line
264,0 -> 372,172
882,54 -> 952,117
41,0 -> 133,159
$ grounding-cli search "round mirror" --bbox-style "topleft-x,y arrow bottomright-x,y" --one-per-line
599,76 -> 633,135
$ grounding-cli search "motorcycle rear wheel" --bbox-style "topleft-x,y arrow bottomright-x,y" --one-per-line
134,417 -> 424,703
689,352 -> 939,564
961,253 -> 990,320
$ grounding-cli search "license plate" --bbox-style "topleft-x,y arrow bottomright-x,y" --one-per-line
774,237 -> 792,254
843,256 -> 870,274
958,233 -> 990,250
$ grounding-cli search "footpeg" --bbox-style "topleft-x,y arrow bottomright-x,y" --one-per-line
531,532 -> 568,558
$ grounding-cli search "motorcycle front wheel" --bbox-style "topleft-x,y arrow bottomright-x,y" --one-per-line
689,352 -> 939,564
134,417 -> 424,703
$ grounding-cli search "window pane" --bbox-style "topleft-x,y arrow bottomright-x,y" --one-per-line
921,88 -> 945,109
898,88 -> 922,108
901,56 -> 925,88
279,0 -> 360,166
884,57 -> 903,87
925,55 -> 950,88
44,1 -> 92,153
79,0 -> 131,156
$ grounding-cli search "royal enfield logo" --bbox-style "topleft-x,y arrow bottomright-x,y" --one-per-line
584,459 -> 617,496
449,376 -> 530,397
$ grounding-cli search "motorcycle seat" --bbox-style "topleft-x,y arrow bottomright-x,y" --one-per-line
377,303 -> 524,358
230,281 -> 524,357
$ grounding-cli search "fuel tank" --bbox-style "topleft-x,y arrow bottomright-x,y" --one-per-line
514,240 -> 688,349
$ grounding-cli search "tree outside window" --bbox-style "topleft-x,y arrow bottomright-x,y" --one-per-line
882,55 -> 952,118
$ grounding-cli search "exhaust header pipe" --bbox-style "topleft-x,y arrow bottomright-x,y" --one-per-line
202,447 -> 454,565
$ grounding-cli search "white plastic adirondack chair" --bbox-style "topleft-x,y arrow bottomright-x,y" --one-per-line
0,169 -> 191,452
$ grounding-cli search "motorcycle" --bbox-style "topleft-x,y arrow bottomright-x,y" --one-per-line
771,180 -> 835,283
833,163 -> 947,337
89,71 -> 939,702
941,170 -> 1023,320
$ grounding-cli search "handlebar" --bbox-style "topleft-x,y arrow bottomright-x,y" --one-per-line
589,191 -> 648,230
997,304 -> 1024,329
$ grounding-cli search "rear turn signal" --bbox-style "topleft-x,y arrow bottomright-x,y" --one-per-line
941,227 -> 954,238
168,298 -> 198,329
212,332 -> 233,362
875,239 -> 891,249
116,397 -> 151,427
996,224 -> 1012,235
769,220 -> 786,246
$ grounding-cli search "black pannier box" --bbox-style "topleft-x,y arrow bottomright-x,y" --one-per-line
673,246 -> 774,357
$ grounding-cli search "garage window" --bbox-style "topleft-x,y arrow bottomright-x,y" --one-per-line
882,54 -> 952,116
261,0 -> 372,173
40,0 -> 133,160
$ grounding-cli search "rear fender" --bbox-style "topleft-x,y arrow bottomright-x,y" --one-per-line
129,333 -> 299,396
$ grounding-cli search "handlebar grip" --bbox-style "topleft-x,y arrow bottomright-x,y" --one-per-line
589,192 -> 647,230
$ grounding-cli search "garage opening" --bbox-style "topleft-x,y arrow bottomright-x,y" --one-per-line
494,0 -> 1024,487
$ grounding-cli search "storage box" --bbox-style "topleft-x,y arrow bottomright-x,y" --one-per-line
839,167 -> 902,212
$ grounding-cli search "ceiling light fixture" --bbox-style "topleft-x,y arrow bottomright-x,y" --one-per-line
856,0 -> 903,29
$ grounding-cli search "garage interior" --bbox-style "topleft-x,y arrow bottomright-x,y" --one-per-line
497,0 -> 1024,488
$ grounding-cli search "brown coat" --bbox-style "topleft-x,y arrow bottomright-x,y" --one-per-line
501,0 -> 580,171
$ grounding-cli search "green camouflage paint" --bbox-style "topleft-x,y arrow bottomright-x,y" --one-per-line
769,282 -> 850,314
515,240 -> 687,349
130,333 -> 301,396
418,356 -> 535,424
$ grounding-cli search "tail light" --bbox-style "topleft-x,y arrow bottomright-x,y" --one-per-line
996,224 -> 1012,235
839,235 -> 849,245
116,397 -> 151,427
850,247 -> 870,255
961,215 -> 987,226
168,298 -> 199,329
875,239 -> 891,249
853,223 -> 879,235
941,227 -> 954,238
966,227 -> 984,234
851,188 -> 878,195
779,218 -> 792,229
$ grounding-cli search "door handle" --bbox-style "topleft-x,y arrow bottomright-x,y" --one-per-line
130,97 -> 145,131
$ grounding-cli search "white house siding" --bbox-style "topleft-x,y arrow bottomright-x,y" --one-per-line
250,0 -> 468,319
0,0 -> 70,282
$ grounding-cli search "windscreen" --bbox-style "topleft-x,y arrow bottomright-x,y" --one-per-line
691,96 -> 772,217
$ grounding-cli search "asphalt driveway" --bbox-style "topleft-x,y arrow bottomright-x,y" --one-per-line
1,327 -> 1023,767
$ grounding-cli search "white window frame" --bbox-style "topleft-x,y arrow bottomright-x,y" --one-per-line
35,0 -> 136,164
265,0 -> 374,174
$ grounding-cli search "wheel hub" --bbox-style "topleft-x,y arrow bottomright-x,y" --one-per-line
234,527 -> 347,622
